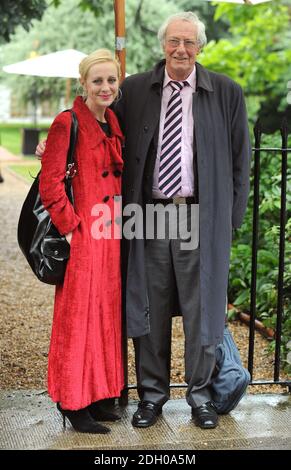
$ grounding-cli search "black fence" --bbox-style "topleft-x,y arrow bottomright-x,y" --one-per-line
123,120 -> 290,400
248,119 -> 290,390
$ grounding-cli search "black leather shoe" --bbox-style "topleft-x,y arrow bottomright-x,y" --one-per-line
191,402 -> 218,429
132,401 -> 162,428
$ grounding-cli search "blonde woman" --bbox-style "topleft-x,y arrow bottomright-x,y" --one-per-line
39,49 -> 124,433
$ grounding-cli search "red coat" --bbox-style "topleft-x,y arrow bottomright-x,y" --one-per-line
39,96 -> 124,410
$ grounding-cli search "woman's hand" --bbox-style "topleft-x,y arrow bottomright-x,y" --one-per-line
35,139 -> 47,159
65,232 -> 73,245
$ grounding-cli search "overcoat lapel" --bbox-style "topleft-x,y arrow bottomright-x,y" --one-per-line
136,87 -> 161,169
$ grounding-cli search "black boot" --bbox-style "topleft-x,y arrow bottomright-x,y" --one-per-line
57,403 -> 110,433
87,400 -> 121,422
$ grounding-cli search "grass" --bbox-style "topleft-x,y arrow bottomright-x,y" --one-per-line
8,161 -> 41,183
0,123 -> 49,155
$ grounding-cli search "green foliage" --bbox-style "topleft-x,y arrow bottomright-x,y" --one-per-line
52,0 -> 112,15
0,0 -> 116,113
200,1 -> 291,124
178,0 -> 231,42
0,0 -> 181,111
124,0 -> 178,74
73,0 -> 107,16
229,133 -> 291,374
0,0 -> 47,43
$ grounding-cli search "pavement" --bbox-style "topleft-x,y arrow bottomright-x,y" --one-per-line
0,391 -> 290,450
0,145 -> 21,162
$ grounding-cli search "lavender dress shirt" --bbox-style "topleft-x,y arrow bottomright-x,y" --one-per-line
152,66 -> 196,199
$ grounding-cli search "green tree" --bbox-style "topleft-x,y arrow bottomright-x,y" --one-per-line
52,0 -> 106,15
199,1 -> 291,125
178,0 -> 231,41
0,0 -> 47,43
0,0 -> 180,114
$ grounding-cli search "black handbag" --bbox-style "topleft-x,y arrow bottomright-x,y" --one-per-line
17,110 -> 78,285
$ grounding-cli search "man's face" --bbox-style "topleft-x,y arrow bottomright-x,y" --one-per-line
163,20 -> 200,81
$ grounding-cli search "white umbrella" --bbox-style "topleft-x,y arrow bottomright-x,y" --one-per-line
2,49 -> 87,127
2,49 -> 87,78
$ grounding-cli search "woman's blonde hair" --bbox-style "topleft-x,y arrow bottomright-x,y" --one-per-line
79,49 -> 121,81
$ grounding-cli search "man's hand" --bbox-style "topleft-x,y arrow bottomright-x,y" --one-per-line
35,139 -> 47,159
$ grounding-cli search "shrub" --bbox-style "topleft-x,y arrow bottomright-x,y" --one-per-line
229,133 -> 291,375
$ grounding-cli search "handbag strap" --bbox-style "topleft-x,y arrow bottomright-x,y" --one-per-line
63,110 -> 78,202
66,109 -> 78,168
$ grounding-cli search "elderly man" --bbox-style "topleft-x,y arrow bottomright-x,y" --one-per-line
115,11 -> 251,429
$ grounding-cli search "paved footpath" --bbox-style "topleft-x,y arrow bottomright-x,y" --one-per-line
0,392 -> 290,450
0,145 -> 22,162
0,165 -> 54,391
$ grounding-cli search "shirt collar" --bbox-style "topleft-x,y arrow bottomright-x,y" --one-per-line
163,65 -> 196,90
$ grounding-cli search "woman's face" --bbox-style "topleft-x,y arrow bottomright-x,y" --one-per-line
81,61 -> 119,110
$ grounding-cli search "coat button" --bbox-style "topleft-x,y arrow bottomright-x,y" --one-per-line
113,169 -> 122,177
144,126 -> 149,132
103,195 -> 110,202
136,157 -> 140,162
102,171 -> 109,177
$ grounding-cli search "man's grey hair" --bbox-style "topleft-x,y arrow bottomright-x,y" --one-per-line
157,11 -> 207,49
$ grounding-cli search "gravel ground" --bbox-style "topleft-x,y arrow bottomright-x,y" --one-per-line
0,167 -> 288,398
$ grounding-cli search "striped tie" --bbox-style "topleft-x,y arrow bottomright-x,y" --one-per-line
158,80 -> 184,197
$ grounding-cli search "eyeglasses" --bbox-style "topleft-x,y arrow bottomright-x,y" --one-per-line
166,38 -> 198,50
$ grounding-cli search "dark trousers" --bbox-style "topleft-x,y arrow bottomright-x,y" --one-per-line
134,205 -> 216,408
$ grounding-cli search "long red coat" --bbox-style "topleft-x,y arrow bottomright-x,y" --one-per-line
39,96 -> 124,410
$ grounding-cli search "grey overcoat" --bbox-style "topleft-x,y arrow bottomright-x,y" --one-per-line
115,60 -> 251,345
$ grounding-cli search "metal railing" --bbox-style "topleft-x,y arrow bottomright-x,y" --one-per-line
248,119 -> 290,390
